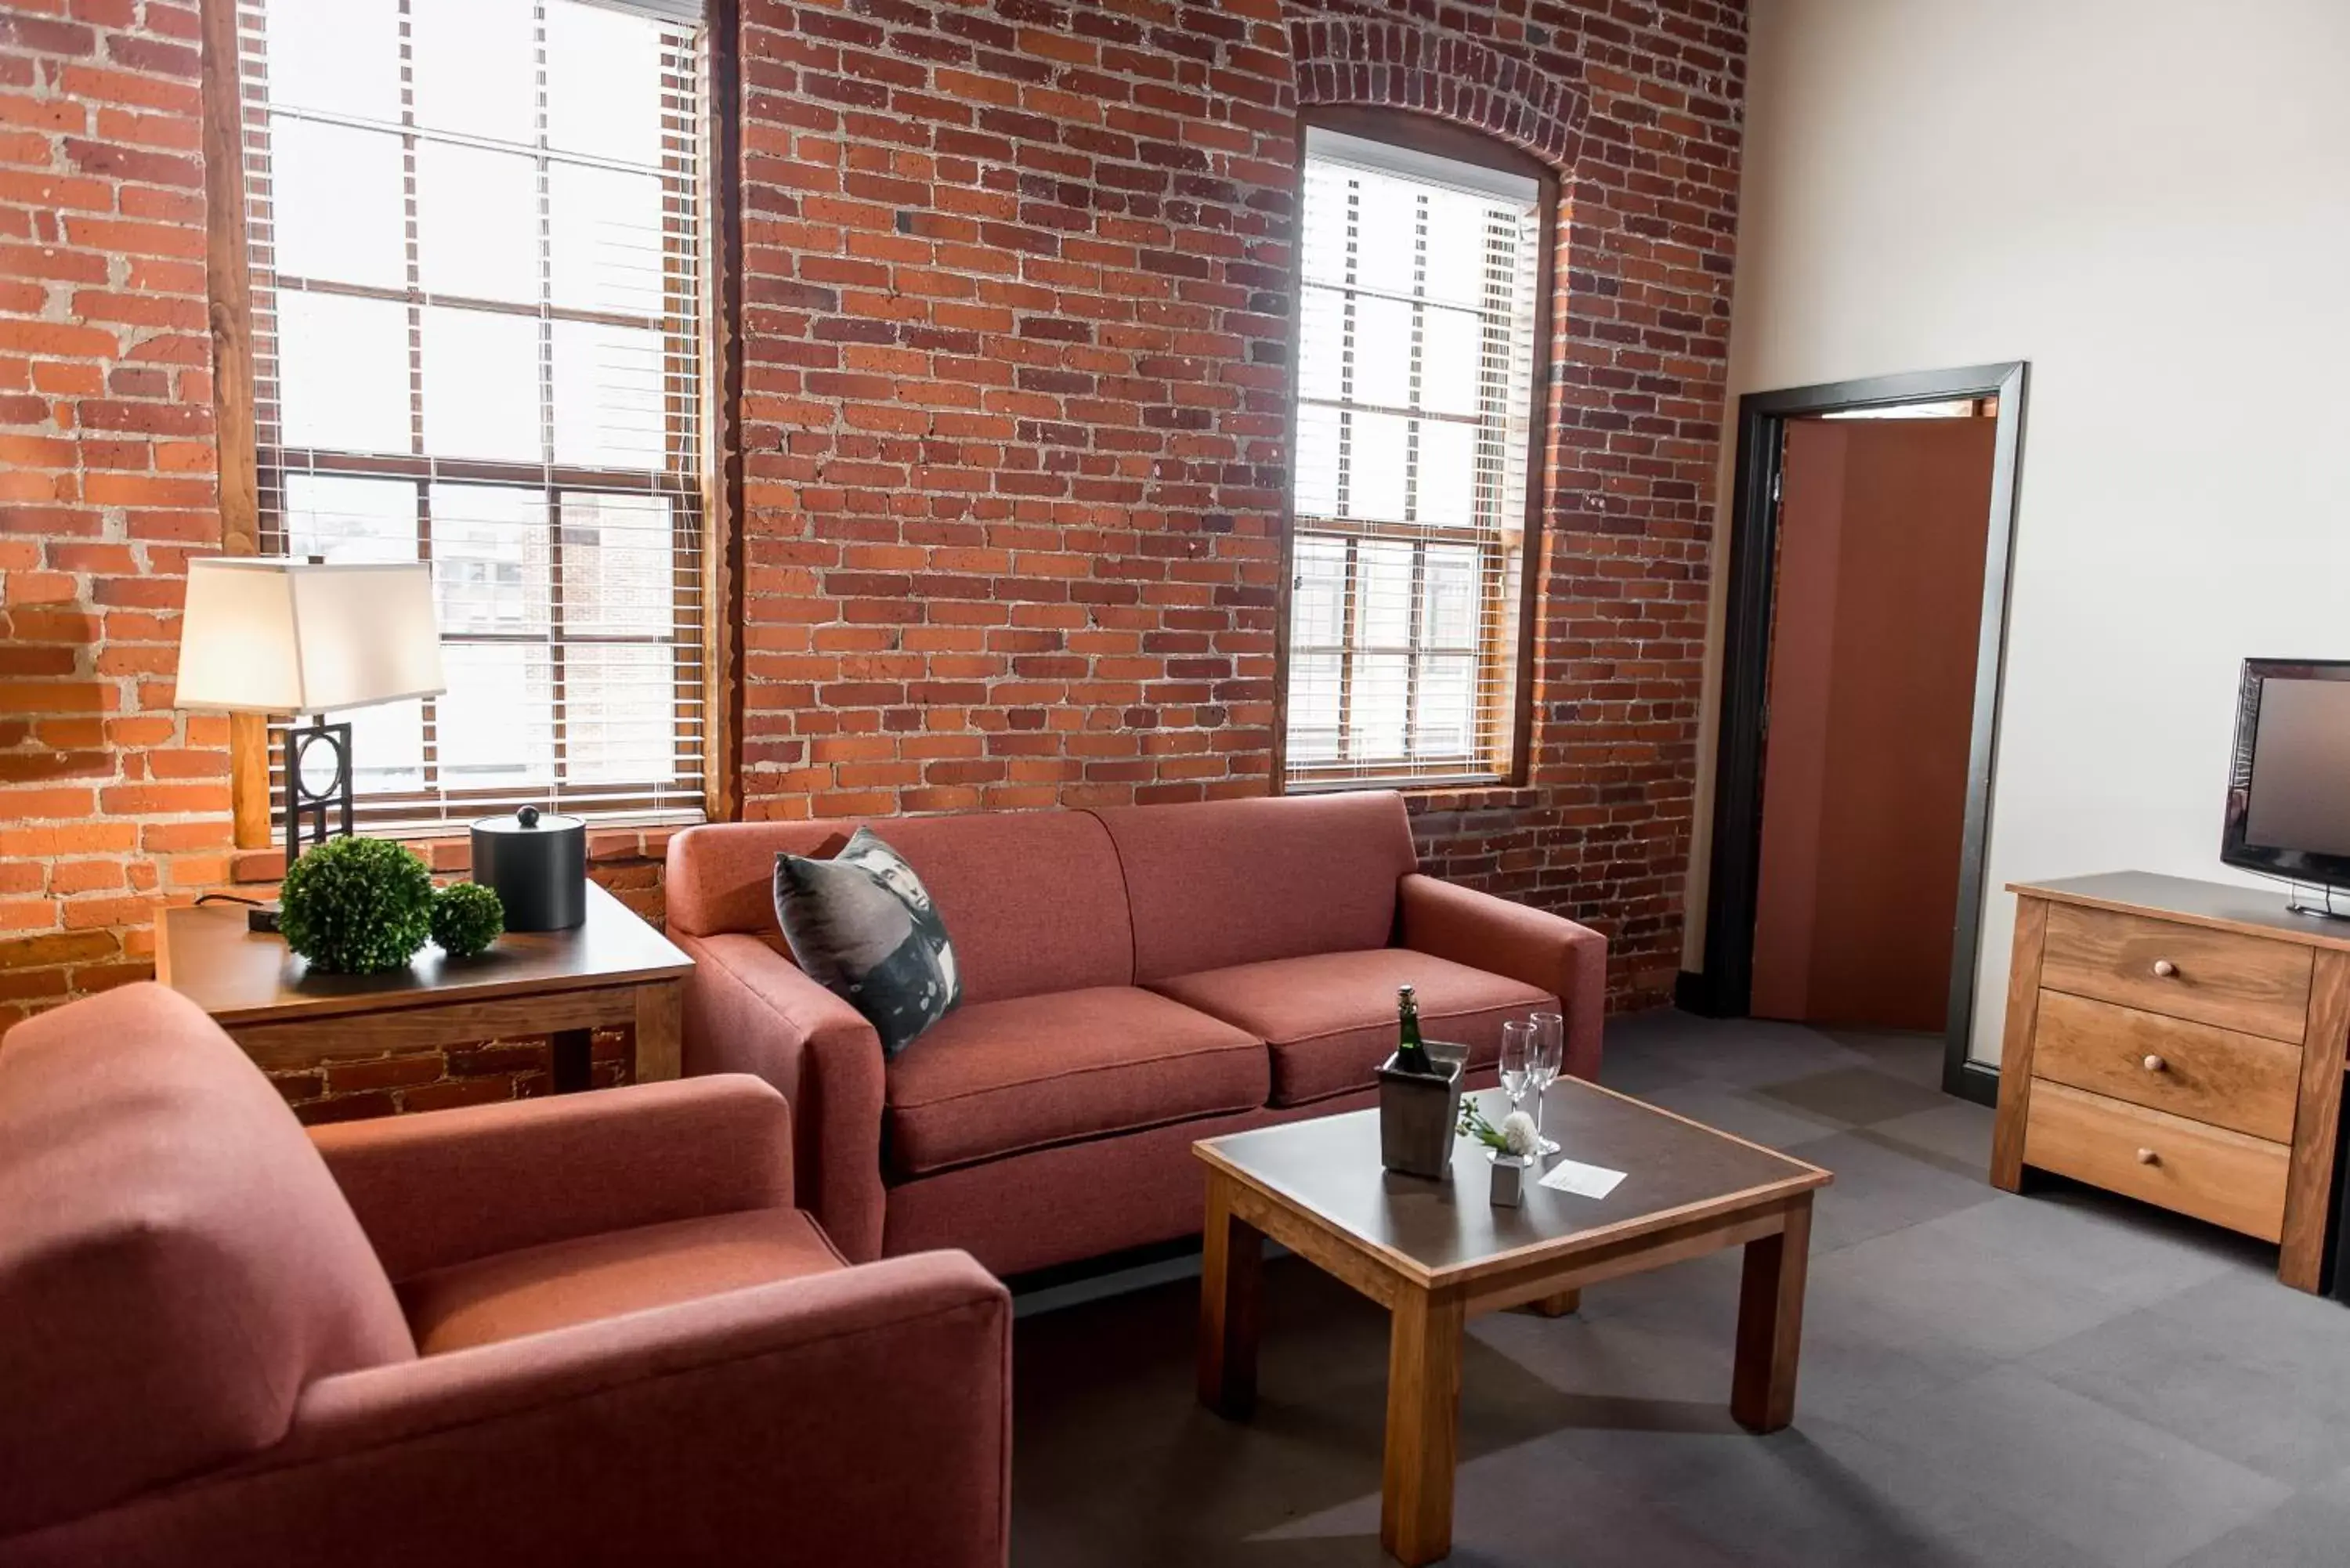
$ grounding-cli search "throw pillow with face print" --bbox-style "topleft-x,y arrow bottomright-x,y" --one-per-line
772,827 -> 962,1056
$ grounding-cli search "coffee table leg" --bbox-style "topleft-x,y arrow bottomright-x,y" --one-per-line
1380,1288 -> 1464,1567
1732,1192 -> 1813,1433
1529,1288 -> 1581,1317
1198,1171 -> 1262,1418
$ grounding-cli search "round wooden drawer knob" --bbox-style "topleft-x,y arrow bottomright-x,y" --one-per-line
2153,959 -> 2178,977
2137,1147 -> 2160,1165
2143,1054 -> 2167,1073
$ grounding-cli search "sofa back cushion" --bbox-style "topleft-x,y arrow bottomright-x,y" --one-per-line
0,984 -> 414,1537
1092,791 -> 1419,981
667,811 -> 1133,1004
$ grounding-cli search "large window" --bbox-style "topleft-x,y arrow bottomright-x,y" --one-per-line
1284,121 -> 1548,789
230,0 -> 710,829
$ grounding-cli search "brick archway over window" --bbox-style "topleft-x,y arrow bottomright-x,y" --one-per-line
1286,16 -> 1587,168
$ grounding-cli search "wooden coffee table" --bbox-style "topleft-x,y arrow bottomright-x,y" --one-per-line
1194,1081 -> 1832,1566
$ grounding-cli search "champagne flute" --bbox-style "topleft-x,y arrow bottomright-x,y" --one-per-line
1528,1010 -> 1564,1155
1495,1020 -> 1535,1158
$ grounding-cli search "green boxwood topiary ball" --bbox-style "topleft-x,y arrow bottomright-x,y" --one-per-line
277,836 -> 435,974
431,880 -> 504,959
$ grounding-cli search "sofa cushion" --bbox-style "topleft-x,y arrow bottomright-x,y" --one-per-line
1091,791 -> 1418,982
401,1208 -> 848,1356
884,987 -> 1267,1179
775,826 -> 962,1056
1149,949 -> 1554,1107
0,984 -> 417,1539
669,811 -> 1133,1004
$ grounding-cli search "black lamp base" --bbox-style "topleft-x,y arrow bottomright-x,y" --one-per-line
247,902 -> 282,934
284,717 -> 355,865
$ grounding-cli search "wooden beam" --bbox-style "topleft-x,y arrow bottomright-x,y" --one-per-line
700,0 -> 744,824
200,0 -> 272,851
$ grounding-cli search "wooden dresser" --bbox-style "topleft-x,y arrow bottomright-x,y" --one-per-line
1991,872 -> 2350,1292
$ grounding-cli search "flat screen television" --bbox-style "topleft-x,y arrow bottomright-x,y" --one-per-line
2221,659 -> 2350,914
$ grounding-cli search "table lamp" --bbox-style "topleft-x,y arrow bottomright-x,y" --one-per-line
175,558 -> 446,878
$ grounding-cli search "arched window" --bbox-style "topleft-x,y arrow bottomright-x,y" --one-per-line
1282,111 -> 1555,790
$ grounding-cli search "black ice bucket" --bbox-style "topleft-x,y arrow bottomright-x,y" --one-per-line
470,806 -> 588,931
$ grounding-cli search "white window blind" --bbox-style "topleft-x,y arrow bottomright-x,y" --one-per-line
231,0 -> 710,832
1285,125 -> 1543,789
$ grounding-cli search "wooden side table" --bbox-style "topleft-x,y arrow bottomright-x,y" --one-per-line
156,880 -> 692,1093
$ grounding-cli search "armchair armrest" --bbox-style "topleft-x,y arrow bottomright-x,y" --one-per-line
309,1075 -> 793,1284
25,1253 -> 1011,1568
674,931 -> 888,1262
1398,873 -> 1607,1080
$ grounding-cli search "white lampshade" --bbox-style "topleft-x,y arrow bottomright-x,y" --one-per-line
175,558 -> 446,716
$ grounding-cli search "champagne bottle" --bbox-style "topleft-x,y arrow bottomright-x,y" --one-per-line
1394,984 -> 1434,1076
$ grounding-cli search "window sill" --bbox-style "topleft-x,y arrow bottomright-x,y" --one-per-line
1285,772 -> 1510,797
228,811 -> 703,886
1284,775 -> 1544,812
363,807 -> 709,838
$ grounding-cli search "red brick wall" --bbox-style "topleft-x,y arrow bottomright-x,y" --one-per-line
0,0 -> 224,1017
732,0 -> 1299,818
735,0 -> 1746,1006
0,0 -> 1746,1080
1294,3 -> 1746,1004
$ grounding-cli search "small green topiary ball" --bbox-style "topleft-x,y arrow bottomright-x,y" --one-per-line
277,835 -> 435,974
431,880 -> 504,959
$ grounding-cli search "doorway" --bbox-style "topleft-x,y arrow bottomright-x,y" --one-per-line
1692,363 -> 2029,1104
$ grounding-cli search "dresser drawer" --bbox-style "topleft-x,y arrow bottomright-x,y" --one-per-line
2023,1080 -> 2288,1242
2041,903 -> 2312,1042
2031,990 -> 2302,1142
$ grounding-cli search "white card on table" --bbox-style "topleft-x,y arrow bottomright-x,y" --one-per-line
1538,1158 -> 1626,1200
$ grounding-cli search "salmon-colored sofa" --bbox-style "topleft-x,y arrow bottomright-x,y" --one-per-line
0,985 -> 1010,1568
667,791 -> 1607,1276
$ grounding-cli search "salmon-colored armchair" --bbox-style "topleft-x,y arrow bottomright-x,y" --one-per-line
0,984 -> 1010,1568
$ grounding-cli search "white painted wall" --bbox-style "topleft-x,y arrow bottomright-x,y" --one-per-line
1688,0 -> 2350,1062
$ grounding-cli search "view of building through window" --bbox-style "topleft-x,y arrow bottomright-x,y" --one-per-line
234,0 -> 708,827
1285,124 -> 1545,789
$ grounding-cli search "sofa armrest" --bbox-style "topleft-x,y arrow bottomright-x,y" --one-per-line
675,931 -> 888,1263
309,1075 -> 794,1283
18,1254 -> 1011,1568
1397,873 -> 1607,1081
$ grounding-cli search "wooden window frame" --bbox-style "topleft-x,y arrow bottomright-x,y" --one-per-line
200,0 -> 740,850
1274,106 -> 1557,796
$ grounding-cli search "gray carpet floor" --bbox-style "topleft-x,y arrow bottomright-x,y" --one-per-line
1009,1010 -> 2350,1567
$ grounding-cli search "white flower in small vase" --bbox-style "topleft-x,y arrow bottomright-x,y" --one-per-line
1501,1111 -> 1540,1159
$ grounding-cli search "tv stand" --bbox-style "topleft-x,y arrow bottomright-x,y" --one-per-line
2283,881 -> 2350,922
1991,870 -> 2350,1294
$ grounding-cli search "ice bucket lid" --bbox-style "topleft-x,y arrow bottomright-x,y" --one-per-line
472,805 -> 585,836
